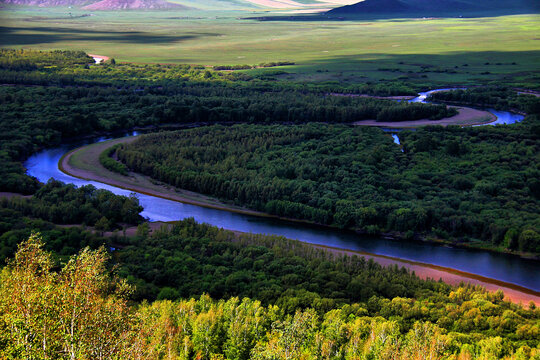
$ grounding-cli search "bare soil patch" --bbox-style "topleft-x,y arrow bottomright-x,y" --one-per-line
354,106 -> 496,128
88,54 -> 110,63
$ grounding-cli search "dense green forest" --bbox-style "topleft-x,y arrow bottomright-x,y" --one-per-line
1,49 -> 539,359
1,233 -> 539,359
0,180 -> 143,260
117,122 -> 540,254
0,49 -> 454,195
100,144 -> 129,175
114,219 -> 447,305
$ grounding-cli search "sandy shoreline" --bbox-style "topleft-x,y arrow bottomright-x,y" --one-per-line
313,244 -> 540,306
61,138 -> 540,306
60,137 -> 276,219
354,106 -> 497,128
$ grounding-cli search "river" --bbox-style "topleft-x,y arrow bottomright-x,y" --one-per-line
387,89 -> 526,144
23,94 -> 539,293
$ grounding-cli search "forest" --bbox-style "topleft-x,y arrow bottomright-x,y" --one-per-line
0,49 -> 454,195
1,232 -> 539,359
116,122 -> 540,254
1,49 -> 539,359
0,179 -> 143,260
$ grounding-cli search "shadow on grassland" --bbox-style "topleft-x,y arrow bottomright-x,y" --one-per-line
289,51 -> 540,86
244,8 -> 539,22
302,51 -> 540,69
0,26 -> 219,46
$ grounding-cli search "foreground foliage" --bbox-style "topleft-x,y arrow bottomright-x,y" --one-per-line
0,234 -> 137,359
1,234 -> 539,359
118,122 -> 540,254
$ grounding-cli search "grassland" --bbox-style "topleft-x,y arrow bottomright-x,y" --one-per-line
1,6 -> 539,87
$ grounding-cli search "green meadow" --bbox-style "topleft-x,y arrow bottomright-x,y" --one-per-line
1,7 -> 539,86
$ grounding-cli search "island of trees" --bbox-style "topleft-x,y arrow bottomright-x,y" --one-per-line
115,122 -> 540,255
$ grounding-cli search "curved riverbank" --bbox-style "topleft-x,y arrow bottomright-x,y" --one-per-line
354,106 -> 497,128
59,137 -> 273,219
59,136 -> 540,306
314,243 -> 540,306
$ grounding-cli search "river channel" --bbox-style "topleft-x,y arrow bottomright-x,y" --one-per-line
23,92 -> 539,292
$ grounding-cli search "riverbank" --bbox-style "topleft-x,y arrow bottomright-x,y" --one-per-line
60,137 -> 280,219
315,244 -> 540,306
353,106 -> 496,128
59,137 -> 540,305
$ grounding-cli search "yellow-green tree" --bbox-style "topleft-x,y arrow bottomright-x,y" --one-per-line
0,233 -> 139,360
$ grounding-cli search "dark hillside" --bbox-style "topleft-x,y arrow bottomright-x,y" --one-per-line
327,0 -> 539,17
0,0 -> 93,6
328,0 -> 410,14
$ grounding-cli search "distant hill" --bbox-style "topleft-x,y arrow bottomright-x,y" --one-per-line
327,0 -> 540,16
0,0 -> 93,6
83,0 -> 186,10
0,0 -> 185,8
0,0 -> 361,10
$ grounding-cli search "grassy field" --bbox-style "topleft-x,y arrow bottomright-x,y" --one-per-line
1,7 -> 539,86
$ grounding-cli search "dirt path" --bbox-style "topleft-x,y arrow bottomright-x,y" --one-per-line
61,137 -> 540,306
88,54 -> 110,63
353,106 -> 496,128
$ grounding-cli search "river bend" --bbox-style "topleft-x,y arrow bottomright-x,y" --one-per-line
23,93 -> 539,292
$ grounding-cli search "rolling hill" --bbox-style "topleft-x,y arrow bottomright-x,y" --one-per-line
83,0 -> 186,9
0,0 -> 186,8
327,0 -> 540,16
0,0 -> 360,10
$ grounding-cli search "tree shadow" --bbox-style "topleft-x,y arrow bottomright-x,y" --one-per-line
0,26 -> 219,46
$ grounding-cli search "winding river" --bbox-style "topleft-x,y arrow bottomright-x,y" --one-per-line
23,92 -> 540,293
